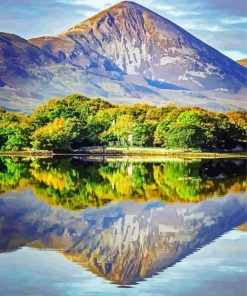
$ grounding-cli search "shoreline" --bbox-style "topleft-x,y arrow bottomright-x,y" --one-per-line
0,148 -> 246,159
0,151 -> 54,157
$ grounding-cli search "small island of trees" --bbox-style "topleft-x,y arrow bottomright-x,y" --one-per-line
0,94 -> 246,152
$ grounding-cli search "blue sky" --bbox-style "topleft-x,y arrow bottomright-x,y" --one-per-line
1,0 -> 246,60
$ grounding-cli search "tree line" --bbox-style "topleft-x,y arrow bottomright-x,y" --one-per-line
0,94 -> 246,151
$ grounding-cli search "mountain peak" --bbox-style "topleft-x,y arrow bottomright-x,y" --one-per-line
112,1 -> 146,9
95,1 -> 148,12
60,1 -> 151,36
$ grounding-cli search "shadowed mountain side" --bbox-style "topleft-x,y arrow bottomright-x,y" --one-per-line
0,190 -> 246,285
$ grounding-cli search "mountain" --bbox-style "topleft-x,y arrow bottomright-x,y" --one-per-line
56,1 -> 246,91
0,1 -> 247,112
238,59 -> 247,67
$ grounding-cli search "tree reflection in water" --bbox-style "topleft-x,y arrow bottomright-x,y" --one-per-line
0,157 -> 245,210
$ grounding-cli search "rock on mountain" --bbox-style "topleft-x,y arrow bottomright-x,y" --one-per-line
0,1 -> 247,112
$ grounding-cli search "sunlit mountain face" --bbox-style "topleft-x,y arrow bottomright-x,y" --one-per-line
0,157 -> 246,285
1,1 -> 246,112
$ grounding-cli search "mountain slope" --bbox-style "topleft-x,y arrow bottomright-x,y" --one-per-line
0,32 -> 165,112
0,32 -> 58,88
29,35 -> 124,80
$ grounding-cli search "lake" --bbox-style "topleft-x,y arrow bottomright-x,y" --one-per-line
0,156 -> 246,296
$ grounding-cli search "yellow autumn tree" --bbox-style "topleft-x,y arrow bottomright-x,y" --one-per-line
31,117 -> 82,150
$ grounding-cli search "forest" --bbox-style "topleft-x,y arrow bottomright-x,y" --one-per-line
0,94 -> 246,151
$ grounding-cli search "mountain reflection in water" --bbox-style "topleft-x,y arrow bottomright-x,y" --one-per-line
0,157 -> 246,286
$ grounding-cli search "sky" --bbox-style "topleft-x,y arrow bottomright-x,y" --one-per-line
1,0 -> 247,61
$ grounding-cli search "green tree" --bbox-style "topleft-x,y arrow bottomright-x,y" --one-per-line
31,118 -> 83,150
177,110 -> 211,126
214,118 -> 247,150
165,124 -> 207,149
0,123 -> 31,151
132,120 -> 157,146
154,109 -> 182,146
101,114 -> 135,146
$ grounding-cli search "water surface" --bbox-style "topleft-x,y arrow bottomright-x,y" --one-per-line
0,157 -> 246,295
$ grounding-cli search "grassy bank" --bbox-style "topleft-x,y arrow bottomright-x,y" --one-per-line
0,150 -> 54,157
104,147 -> 247,158
0,148 -> 246,159
70,147 -> 247,158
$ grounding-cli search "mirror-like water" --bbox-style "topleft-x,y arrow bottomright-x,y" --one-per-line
0,157 -> 246,295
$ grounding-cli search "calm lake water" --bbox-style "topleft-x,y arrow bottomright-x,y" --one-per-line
0,156 -> 246,296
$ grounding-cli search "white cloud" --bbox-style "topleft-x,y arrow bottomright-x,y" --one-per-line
58,0 -> 118,9
181,22 -> 225,33
221,17 -> 247,25
222,50 -> 247,61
